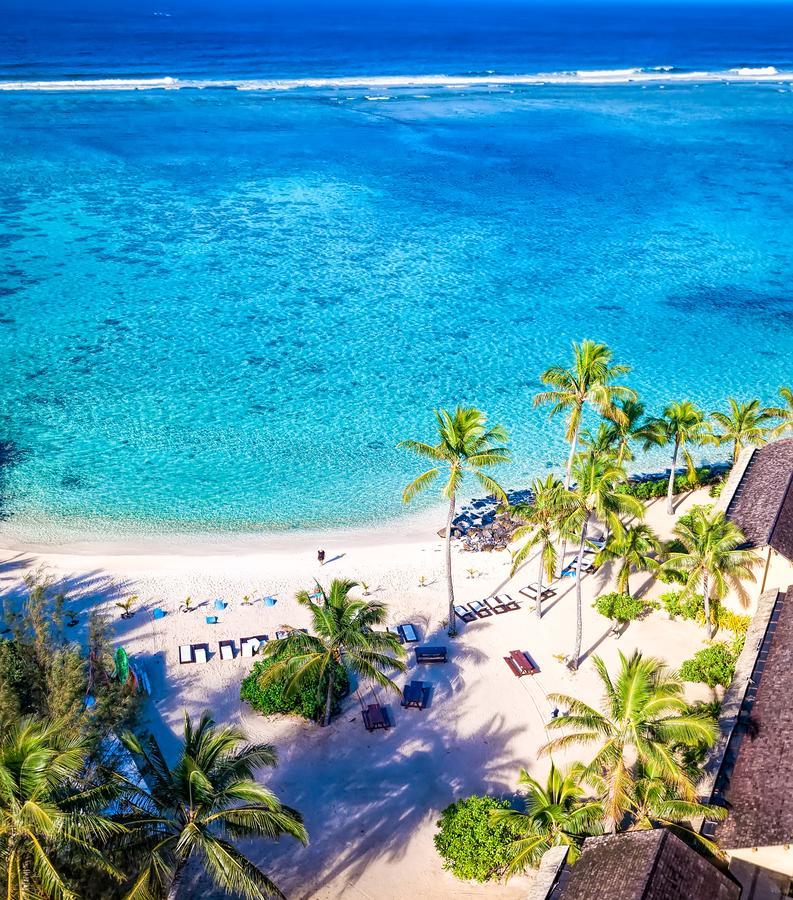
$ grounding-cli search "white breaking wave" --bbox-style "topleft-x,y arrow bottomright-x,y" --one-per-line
1,67 -> 792,92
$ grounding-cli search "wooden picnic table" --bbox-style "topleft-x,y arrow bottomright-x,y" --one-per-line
402,681 -> 425,709
510,650 -> 537,676
363,703 -> 389,731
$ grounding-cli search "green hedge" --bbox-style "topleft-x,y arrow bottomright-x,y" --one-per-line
593,592 -> 647,625
660,590 -> 750,636
680,643 -> 737,688
434,796 -> 520,882
240,657 -> 349,722
618,469 -> 724,501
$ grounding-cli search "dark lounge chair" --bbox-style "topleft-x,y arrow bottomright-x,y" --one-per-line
399,623 -> 419,643
415,645 -> 447,663
495,593 -> 520,611
362,703 -> 389,731
468,600 -> 492,618
484,596 -> 509,614
454,604 -> 477,623
401,681 -> 427,709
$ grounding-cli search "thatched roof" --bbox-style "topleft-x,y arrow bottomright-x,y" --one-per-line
556,830 -> 739,900
717,584 -> 793,849
718,438 -> 793,561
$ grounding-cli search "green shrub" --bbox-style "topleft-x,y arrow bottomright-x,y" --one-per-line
660,590 -> 704,621
709,480 -> 725,498
680,643 -> 736,688
618,469 -> 722,501
240,657 -> 349,722
434,796 -> 519,882
594,592 -> 647,625
716,609 -> 750,637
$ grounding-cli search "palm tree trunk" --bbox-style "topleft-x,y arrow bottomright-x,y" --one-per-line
167,861 -> 187,900
702,573 -> 712,638
558,419 -> 581,577
445,493 -> 457,636
322,668 -> 336,727
535,549 -> 545,619
667,439 -> 680,515
571,513 -> 589,670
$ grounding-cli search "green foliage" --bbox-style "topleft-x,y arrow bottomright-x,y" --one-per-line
718,609 -> 750,636
660,590 -> 704,621
709,480 -> 725,498
618,469 -> 722,501
680,643 -> 736,688
241,656 -> 349,721
594,592 -> 646,625
434,796 -> 520,882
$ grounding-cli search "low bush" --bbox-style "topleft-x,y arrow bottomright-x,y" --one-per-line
240,657 -> 349,722
434,796 -> 520,882
660,590 -> 704,621
618,469 -> 723,501
680,643 -> 737,688
594,592 -> 647,626
718,609 -> 750,637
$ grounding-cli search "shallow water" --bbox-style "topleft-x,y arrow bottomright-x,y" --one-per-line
1,6 -> 793,538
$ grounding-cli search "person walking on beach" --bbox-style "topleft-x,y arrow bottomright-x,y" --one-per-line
318,549 -> 326,565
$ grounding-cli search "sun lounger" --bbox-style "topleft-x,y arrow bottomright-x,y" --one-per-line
483,596 -> 509,614
415,645 -> 447,663
495,594 -> 520,612
387,626 -> 404,643
240,635 -> 267,657
194,645 -> 209,664
214,599 -> 226,611
519,582 -> 556,601
152,608 -> 166,620
362,703 -> 389,732
275,630 -> 288,640
219,640 -> 235,661
205,615 -> 219,625
454,604 -> 477,623
399,623 -> 419,643
468,600 -> 492,618
179,645 -> 194,664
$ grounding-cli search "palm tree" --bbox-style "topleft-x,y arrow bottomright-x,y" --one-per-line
661,507 -> 760,637
596,522 -> 663,597
559,451 -> 644,669
121,711 -> 307,900
534,340 -> 636,489
710,397 -> 776,463
644,401 -> 709,515
491,762 -> 603,872
510,476 -> 571,618
767,386 -> 793,438
605,399 -> 656,468
398,407 -> 510,635
0,717 -> 124,900
625,763 -> 727,852
259,579 -> 406,726
541,651 -> 717,831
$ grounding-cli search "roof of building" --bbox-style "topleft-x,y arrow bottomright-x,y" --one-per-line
556,830 -> 739,900
719,438 -> 793,561
718,584 -> 793,849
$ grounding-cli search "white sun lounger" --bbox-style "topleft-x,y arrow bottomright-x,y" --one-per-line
468,600 -> 492,618
219,640 -> 235,661
399,623 -> 419,643
179,645 -> 194,665
194,646 -> 208,664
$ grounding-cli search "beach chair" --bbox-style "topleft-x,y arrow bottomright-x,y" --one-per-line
401,680 -> 427,710
468,600 -> 492,618
205,615 -> 219,625
483,596 -> 509,614
240,639 -> 255,658
213,599 -> 226,611
219,640 -> 235,661
415,646 -> 447,664
454,604 -> 477,624
152,608 -> 166,620
179,645 -> 194,665
519,582 -> 556,602
194,645 -> 209,664
275,630 -> 289,640
387,626 -> 404,643
399,623 -> 419,643
496,594 -> 520,611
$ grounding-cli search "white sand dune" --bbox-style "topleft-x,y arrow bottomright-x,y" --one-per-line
0,489 -> 785,898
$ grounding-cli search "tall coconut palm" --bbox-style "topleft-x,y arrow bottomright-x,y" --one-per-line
661,507 -> 759,637
604,399 -> 655,468
559,451 -> 644,669
534,340 -> 636,489
0,717 -> 124,900
644,401 -> 709,515
767,386 -> 793,438
259,579 -> 406,726
510,476 -> 571,618
710,397 -> 776,463
541,651 -> 717,831
595,522 -> 663,597
624,763 -> 727,852
399,407 -> 510,635
120,711 -> 307,900
490,762 -> 603,872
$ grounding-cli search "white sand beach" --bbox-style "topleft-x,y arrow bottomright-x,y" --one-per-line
1,489 -> 788,899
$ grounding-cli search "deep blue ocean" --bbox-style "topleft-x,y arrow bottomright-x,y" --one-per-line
1,2 -> 793,538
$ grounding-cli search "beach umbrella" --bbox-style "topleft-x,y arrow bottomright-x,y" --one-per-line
264,596 -> 277,607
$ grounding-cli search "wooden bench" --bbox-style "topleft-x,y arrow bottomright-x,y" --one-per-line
415,645 -> 448,664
